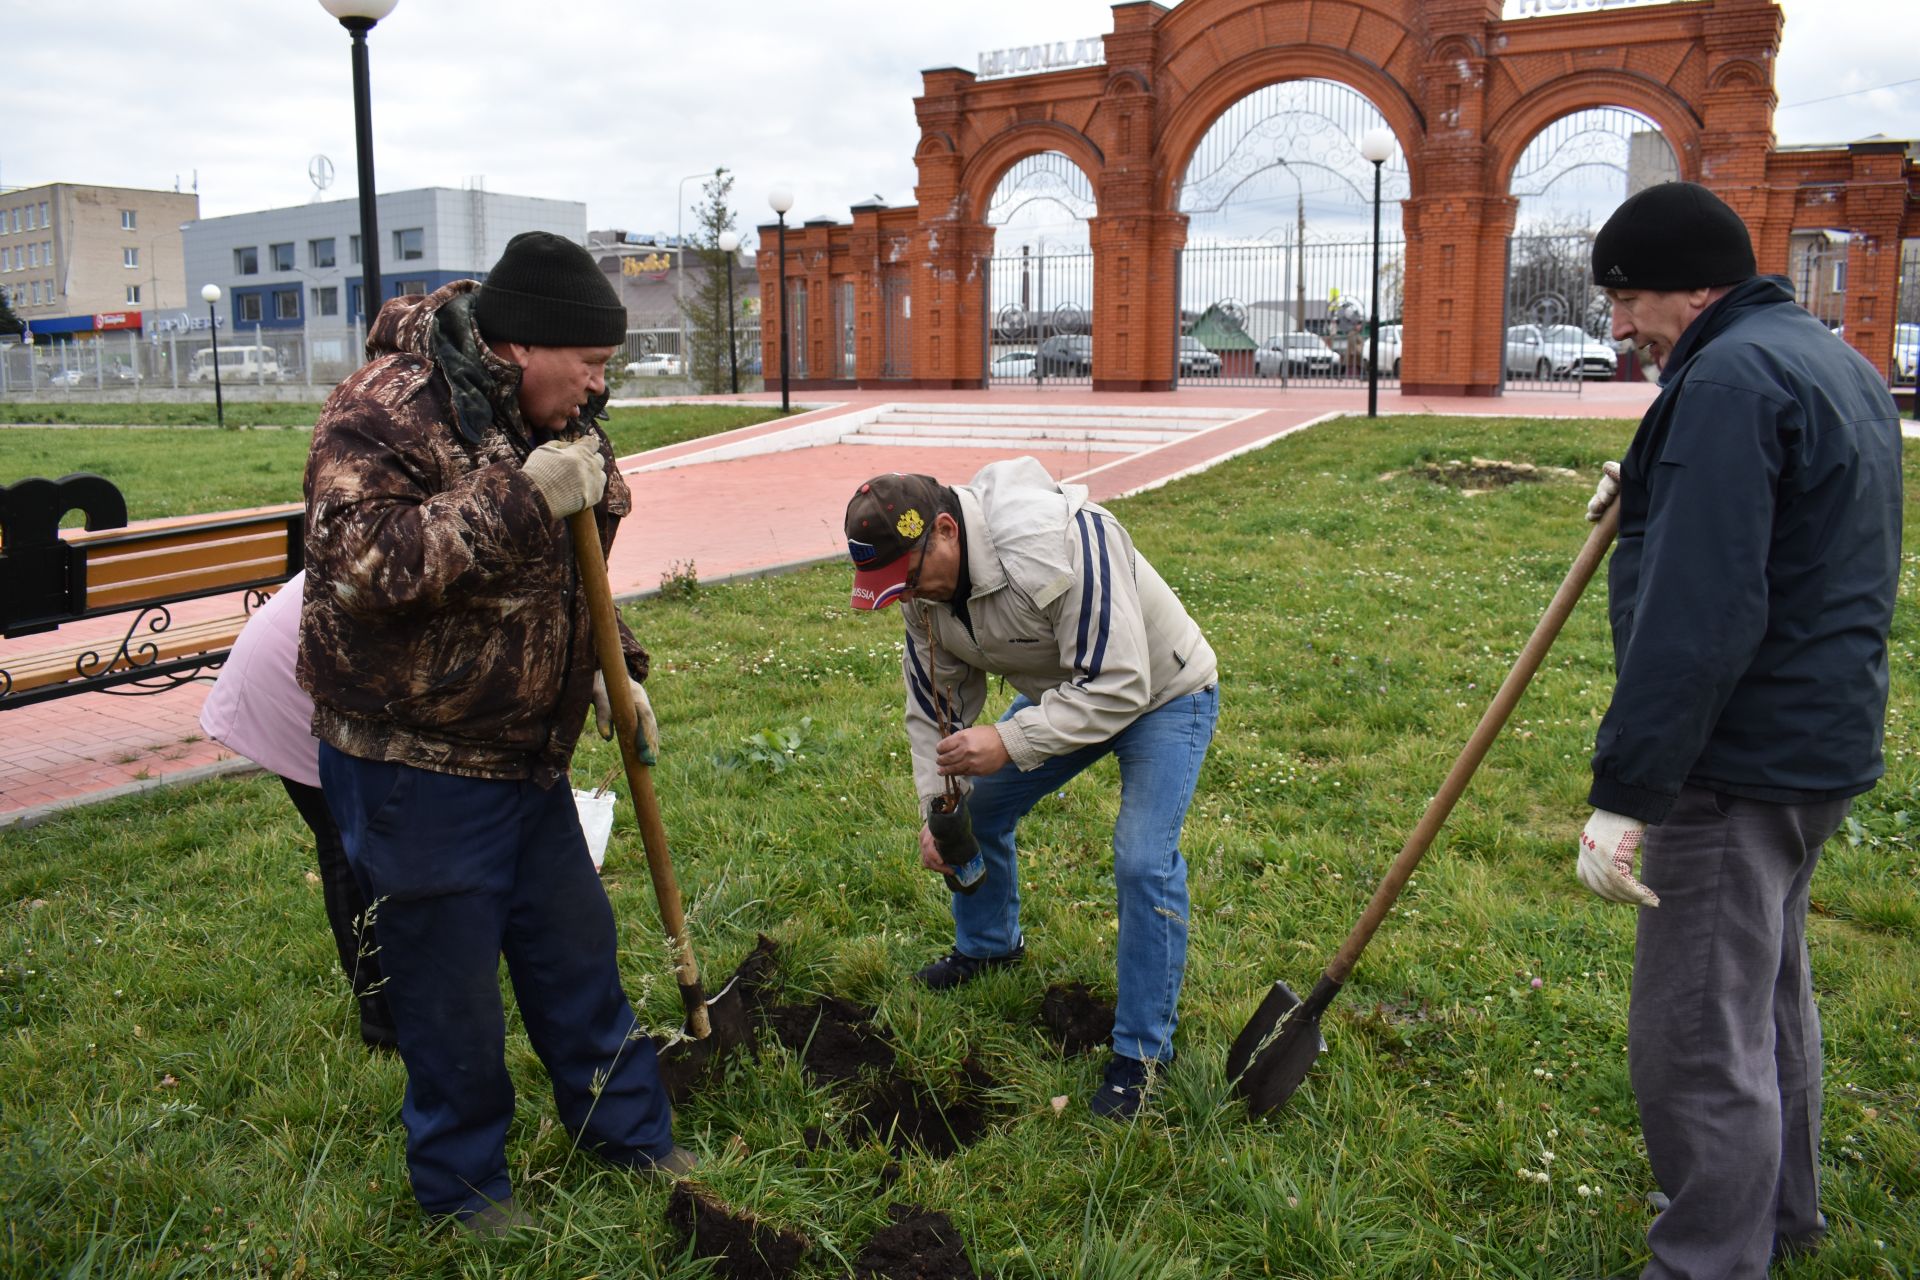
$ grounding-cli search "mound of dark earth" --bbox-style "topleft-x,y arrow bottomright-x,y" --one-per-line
666,1184 -> 809,1280
854,1203 -> 980,1279
760,995 -> 896,1083
854,1058 -> 998,1159
1039,980 -> 1115,1056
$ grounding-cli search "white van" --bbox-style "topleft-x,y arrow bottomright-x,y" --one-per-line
188,345 -> 283,383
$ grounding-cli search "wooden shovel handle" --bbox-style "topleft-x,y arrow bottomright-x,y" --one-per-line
1326,503 -> 1620,984
568,508 -> 710,1039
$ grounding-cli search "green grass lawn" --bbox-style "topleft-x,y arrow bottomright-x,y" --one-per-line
2,414 -> 1912,1278
0,403 -> 783,521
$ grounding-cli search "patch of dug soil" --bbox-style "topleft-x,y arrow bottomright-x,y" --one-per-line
666,1184 -> 809,1280
654,935 -> 782,1102
855,1058 -> 998,1159
1380,456 -> 1578,492
854,1202 -> 980,1280
761,996 -> 896,1083
1039,980 -> 1114,1056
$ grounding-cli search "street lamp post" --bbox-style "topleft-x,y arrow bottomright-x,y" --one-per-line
201,283 -> 225,428
319,0 -> 397,334
717,230 -> 741,394
676,171 -> 710,371
1360,129 -> 1395,418
768,184 -> 794,414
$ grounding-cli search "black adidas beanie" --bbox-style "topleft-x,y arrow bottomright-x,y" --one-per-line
1591,182 -> 1756,291
475,231 -> 626,348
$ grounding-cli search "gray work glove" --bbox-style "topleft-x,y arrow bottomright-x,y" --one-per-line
1577,808 -> 1659,907
522,436 -> 608,518
1586,460 -> 1622,522
592,670 -> 659,765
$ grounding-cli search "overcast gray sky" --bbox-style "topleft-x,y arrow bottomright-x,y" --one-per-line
2,0 -> 1914,247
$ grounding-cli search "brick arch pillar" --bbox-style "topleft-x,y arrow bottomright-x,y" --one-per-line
907,218 -> 995,387
1088,210 -> 1186,392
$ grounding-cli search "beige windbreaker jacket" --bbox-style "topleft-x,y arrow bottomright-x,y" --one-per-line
900,457 -> 1217,814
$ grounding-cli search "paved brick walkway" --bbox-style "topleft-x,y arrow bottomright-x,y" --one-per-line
0,382 -> 1658,826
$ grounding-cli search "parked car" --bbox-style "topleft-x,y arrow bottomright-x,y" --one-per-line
1505,324 -> 1616,380
625,352 -> 684,377
188,344 -> 283,383
1253,331 -> 1337,378
1894,322 -> 1918,383
1177,335 -> 1222,377
1035,334 -> 1093,376
1363,323 -> 1403,376
992,350 -> 1038,378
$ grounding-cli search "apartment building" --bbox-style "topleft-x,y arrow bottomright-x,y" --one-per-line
178,187 -> 586,335
0,183 -> 200,342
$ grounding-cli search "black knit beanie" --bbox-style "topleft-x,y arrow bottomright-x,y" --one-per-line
1591,182 -> 1756,291
475,231 -> 627,347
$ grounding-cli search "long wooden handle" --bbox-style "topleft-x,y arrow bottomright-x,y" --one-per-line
568,509 -> 710,1039
1325,503 -> 1620,983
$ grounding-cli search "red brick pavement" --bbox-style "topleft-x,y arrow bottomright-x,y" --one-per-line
1,383 -> 1655,825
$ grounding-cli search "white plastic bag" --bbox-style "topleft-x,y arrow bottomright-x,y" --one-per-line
573,788 -> 617,871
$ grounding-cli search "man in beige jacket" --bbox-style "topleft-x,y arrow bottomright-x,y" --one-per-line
845,458 -> 1219,1118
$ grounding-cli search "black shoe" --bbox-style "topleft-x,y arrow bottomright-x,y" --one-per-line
913,943 -> 1025,990
1089,1053 -> 1168,1120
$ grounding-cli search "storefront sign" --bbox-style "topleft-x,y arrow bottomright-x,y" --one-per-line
977,37 -> 1104,80
94,311 -> 141,332
150,310 -> 225,335
621,251 -> 675,277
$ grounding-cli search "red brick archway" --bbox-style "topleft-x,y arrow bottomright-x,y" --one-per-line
760,0 -> 1919,394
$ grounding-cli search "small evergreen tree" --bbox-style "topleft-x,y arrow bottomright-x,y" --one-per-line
680,169 -> 741,395
0,287 -> 23,338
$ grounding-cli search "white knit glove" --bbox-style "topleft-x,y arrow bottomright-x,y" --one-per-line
522,436 -> 607,518
592,670 -> 659,765
1577,809 -> 1659,906
1586,461 -> 1622,522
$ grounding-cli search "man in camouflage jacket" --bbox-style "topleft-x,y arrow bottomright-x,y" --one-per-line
299,232 -> 686,1236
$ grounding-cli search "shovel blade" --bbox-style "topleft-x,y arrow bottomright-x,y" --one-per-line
1226,977 -> 1330,1117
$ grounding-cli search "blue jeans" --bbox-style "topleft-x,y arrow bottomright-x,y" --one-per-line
319,744 -> 675,1219
951,685 -> 1218,1063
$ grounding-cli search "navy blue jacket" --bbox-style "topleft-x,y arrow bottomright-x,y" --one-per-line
1590,275 -> 1903,823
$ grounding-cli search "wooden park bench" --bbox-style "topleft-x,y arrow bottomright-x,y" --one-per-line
0,473 -> 303,710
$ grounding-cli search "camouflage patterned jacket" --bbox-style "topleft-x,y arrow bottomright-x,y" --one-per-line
297,280 -> 643,787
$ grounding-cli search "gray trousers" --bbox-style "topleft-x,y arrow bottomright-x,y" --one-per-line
1630,785 -> 1851,1280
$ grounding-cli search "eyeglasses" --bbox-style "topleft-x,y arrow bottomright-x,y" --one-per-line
901,534 -> 931,596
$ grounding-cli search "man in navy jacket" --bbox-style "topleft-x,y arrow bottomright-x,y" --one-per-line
1582,182 -> 1902,1279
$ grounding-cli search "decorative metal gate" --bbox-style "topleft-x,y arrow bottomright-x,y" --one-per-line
1177,237 -> 1403,388
1503,106 -> 1680,393
786,280 -> 809,379
985,249 -> 1094,386
1174,78 -> 1409,391
983,151 -> 1097,387
880,264 -> 912,380
1897,239 -> 1920,390
1503,231 -> 1616,392
1791,233 -> 1849,332
834,280 -> 856,380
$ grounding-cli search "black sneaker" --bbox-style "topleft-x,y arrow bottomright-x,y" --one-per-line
1090,1053 -> 1169,1120
913,943 -> 1025,990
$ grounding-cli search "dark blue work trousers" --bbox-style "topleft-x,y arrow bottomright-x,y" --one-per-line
319,743 -> 675,1219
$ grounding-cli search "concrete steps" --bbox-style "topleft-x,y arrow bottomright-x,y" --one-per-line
840,404 -> 1244,453
630,401 -> 1255,471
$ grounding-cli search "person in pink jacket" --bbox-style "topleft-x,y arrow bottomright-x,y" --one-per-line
200,572 -> 394,1049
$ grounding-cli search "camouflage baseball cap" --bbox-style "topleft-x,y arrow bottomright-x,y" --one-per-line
845,472 -> 946,610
